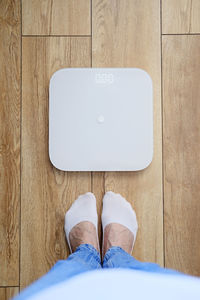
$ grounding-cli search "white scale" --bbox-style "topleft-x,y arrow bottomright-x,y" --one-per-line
49,68 -> 153,171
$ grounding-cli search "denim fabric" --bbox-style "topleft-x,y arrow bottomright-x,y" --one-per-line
14,244 -> 101,300
14,244 -> 183,300
103,246 -> 182,275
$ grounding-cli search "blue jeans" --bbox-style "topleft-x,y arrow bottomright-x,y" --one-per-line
15,244 -> 182,300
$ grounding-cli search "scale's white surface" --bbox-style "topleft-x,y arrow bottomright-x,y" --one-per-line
49,68 -> 153,171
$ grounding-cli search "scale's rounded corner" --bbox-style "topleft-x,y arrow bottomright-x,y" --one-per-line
137,68 -> 153,88
49,150 -> 63,171
49,68 -> 67,87
138,151 -> 154,171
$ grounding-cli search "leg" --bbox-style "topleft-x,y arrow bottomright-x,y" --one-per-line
15,192 -> 101,299
15,244 -> 101,300
102,192 -> 183,276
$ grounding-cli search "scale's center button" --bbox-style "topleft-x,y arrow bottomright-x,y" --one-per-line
97,115 -> 104,124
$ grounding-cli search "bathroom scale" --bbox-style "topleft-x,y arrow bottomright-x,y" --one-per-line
49,68 -> 153,171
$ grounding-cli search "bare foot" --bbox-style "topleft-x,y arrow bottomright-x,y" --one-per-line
103,223 -> 134,257
69,221 -> 99,253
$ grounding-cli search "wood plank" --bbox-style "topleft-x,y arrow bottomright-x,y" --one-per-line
92,172 -> 105,244
0,0 -> 20,286
162,0 -> 200,34
163,35 -> 200,276
21,37 -> 91,289
0,287 -> 19,300
22,0 -> 91,35
92,0 -> 163,265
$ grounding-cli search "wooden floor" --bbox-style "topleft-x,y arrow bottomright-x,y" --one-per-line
0,0 -> 200,295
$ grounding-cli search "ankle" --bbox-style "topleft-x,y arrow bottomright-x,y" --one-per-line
69,221 -> 99,253
103,223 -> 134,257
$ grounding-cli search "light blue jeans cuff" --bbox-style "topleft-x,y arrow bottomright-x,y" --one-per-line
103,246 -> 182,275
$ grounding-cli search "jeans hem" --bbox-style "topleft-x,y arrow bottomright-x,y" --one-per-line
76,243 -> 101,265
104,246 -> 129,263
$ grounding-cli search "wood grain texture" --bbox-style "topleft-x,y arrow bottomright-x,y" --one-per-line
0,287 -> 19,300
22,0 -> 91,35
21,37 -> 91,289
162,0 -> 200,34
92,0 -> 163,265
163,35 -> 200,276
92,172 -> 105,243
0,0 -> 20,286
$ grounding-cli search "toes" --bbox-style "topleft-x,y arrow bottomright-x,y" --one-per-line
103,191 -> 132,209
69,192 -> 96,210
77,192 -> 96,201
